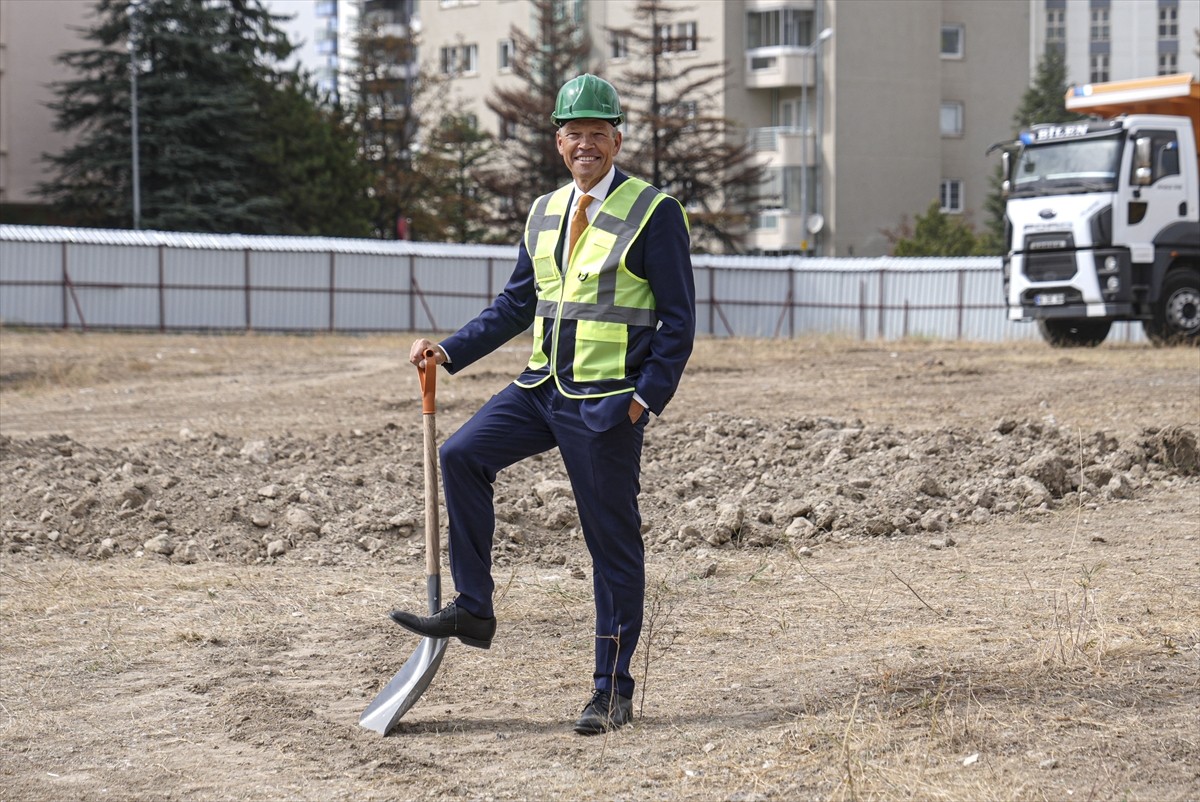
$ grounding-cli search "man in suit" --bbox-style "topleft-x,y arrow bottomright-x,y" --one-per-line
392,74 -> 695,735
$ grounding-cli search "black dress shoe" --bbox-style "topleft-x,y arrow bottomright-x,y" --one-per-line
389,601 -> 496,649
573,689 -> 633,735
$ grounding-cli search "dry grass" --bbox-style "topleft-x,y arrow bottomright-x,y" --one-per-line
2,330 -> 1198,800
3,497 -> 1198,801
0,329 -> 402,393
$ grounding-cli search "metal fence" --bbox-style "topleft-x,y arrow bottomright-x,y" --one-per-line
0,225 -> 1147,342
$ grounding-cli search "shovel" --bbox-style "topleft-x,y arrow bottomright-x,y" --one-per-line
358,350 -> 449,735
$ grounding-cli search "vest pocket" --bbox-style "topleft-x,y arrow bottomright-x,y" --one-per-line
536,255 -> 564,284
573,320 -> 627,381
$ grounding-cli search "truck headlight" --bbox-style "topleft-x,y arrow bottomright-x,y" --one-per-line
1103,256 -> 1119,273
1106,276 -> 1120,292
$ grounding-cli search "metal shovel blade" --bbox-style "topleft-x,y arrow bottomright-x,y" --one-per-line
358,633 -> 448,735
358,350 -> 448,737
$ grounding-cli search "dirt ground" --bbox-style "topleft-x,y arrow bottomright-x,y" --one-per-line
1,330 -> 1198,802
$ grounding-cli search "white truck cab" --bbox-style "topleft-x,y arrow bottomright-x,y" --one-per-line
1002,74 -> 1200,346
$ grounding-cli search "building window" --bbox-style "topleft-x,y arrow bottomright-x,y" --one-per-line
1090,8 -> 1109,42
675,21 -> 698,52
657,22 -> 697,53
1158,52 -> 1178,75
1046,8 -> 1066,44
552,0 -> 583,24
609,31 -> 629,60
1158,4 -> 1178,38
498,38 -> 513,71
940,102 -> 964,137
1090,53 -> 1109,82
940,179 -> 963,214
940,24 -> 964,58
440,44 -> 478,76
658,100 -> 699,130
657,23 -> 671,53
747,9 -> 814,49
499,117 -> 516,141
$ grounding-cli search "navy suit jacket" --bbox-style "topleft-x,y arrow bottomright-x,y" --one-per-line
440,168 -> 695,431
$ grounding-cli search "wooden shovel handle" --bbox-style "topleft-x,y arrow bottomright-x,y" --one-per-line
418,349 -> 437,414
417,349 -> 440,579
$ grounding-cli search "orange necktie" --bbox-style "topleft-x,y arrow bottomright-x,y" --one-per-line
567,194 -> 593,266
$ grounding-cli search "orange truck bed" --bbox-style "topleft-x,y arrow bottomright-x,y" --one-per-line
1066,73 -> 1200,152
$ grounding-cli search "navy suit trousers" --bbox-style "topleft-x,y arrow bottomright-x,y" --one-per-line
440,381 -> 647,698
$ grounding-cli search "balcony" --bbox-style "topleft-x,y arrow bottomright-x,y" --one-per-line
747,209 -> 812,254
745,47 -> 816,89
747,126 -> 814,168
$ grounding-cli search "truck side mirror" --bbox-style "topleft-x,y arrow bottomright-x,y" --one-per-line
1133,136 -> 1153,186
1000,151 -> 1012,197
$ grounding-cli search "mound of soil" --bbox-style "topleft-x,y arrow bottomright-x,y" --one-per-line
2,416 -> 1194,567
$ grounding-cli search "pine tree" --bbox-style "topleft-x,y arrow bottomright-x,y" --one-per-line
1014,47 -> 1084,130
41,0 -> 278,231
976,163 -> 1008,256
419,115 -> 493,243
40,0 -> 372,235
256,75 -> 377,237
607,0 -> 763,253
481,0 -> 592,235
887,200 -> 979,257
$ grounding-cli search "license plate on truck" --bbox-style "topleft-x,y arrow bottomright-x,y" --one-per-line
1034,293 -> 1066,306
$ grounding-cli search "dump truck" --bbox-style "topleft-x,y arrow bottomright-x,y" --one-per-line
1000,73 -> 1199,346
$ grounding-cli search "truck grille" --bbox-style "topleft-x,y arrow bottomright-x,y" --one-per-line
1023,232 -> 1077,282
1025,252 -> 1078,282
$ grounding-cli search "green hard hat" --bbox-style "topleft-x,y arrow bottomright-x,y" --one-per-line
551,74 -> 624,127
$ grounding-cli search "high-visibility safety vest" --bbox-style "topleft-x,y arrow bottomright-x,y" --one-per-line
517,177 -> 686,400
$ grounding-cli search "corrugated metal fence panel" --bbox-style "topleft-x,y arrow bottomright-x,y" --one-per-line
164,249 -> 246,329
166,249 -> 244,287
0,240 -> 59,282
880,269 -> 961,340
795,269 -> 874,338
336,253 -> 409,292
411,255 -> 498,333
250,252 -> 331,330
2,226 -> 1154,343
1109,321 -> 1148,343
0,241 -> 62,326
701,265 -> 793,338
334,253 -> 411,331
66,244 -> 159,328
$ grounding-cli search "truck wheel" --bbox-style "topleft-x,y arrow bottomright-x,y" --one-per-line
1036,318 -> 1111,347
1143,268 -> 1200,346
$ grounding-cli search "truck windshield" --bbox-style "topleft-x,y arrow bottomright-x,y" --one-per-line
1012,135 -> 1122,197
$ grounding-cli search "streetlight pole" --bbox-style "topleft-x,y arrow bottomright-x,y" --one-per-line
128,1 -> 142,230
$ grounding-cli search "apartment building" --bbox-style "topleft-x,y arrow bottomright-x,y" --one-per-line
0,0 -> 93,219
414,0 -> 1029,256
1037,0 -> 1200,84
4,1 -> 1197,254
